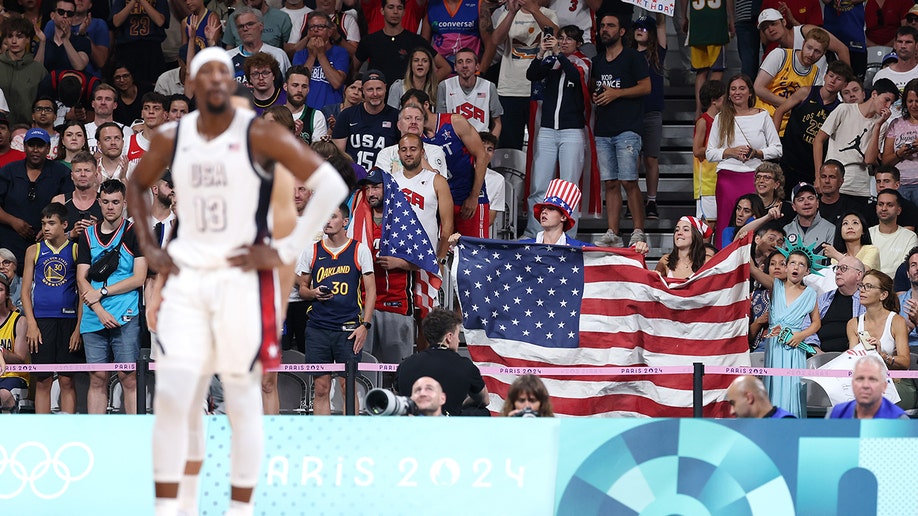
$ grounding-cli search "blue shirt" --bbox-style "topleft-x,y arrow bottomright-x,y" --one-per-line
829,398 -> 907,419
292,45 -> 350,110
898,289 -> 918,348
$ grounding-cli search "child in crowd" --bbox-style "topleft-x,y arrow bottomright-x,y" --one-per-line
750,242 -> 824,418
479,132 -> 506,228
692,80 -> 725,236
21,202 -> 83,414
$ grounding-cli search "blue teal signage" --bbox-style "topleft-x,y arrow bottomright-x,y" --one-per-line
1,416 -> 917,514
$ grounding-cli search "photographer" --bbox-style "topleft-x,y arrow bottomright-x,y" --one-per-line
499,374 -> 554,417
410,376 -> 446,417
396,309 -> 489,416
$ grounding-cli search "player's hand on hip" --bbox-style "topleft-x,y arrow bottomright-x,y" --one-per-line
227,244 -> 282,271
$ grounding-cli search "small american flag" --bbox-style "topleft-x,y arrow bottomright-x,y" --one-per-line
456,236 -> 752,417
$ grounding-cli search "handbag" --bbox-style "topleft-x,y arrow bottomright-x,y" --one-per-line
87,227 -> 124,283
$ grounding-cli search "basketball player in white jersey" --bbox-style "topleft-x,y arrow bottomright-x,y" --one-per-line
126,47 -> 348,516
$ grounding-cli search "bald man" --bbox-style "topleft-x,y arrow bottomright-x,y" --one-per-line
829,356 -> 908,419
411,376 -> 446,417
726,375 -> 796,418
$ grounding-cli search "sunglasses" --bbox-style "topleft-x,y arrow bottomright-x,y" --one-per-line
909,14 -> 918,23
56,8 -> 75,17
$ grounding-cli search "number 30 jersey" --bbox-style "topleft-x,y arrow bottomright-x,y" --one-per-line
167,108 -> 274,269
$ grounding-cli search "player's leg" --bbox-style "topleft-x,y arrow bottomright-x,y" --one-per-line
153,270 -> 214,513
177,371 -> 213,514
222,367 -> 264,512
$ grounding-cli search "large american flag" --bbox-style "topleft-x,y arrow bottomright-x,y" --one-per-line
349,169 -> 441,317
455,235 -> 752,417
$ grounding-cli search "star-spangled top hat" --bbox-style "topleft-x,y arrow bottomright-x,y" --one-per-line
533,179 -> 582,231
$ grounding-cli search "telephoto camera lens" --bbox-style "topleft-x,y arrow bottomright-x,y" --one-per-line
365,388 -> 419,416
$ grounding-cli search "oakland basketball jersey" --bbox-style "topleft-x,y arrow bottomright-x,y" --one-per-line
32,239 -> 78,318
167,109 -> 274,269
442,76 -> 492,132
392,168 -> 440,250
0,310 -> 26,385
307,239 -> 364,329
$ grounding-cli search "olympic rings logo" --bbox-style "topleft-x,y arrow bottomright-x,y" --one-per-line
0,442 -> 94,500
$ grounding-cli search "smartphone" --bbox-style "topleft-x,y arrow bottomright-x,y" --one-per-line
542,26 -> 554,38
593,81 -> 604,96
80,211 -> 92,221
858,330 -> 874,349
318,285 -> 331,295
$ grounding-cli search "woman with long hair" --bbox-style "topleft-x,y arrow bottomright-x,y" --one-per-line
823,211 -> 880,270
721,193 -> 765,248
632,14 -> 666,219
880,77 -> 918,205
654,216 -> 711,279
387,47 -> 438,109
523,24 -> 590,237
706,74 -> 782,246
55,121 -> 90,168
847,269 -> 916,409
499,375 -> 554,417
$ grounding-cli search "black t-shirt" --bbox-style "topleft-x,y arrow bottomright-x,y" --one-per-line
591,47 -> 649,137
819,194 -> 870,226
356,30 -> 434,88
331,103 -> 400,169
395,347 -> 486,416
817,292 -> 853,352
76,221 -> 143,265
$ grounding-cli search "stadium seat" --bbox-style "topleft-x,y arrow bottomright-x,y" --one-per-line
490,148 -> 526,239
804,379 -> 833,418
806,351 -> 841,369
865,46 -> 893,90
277,372 -> 309,414
749,352 -> 765,368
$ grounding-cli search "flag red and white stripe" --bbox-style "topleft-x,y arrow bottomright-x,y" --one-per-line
460,235 -> 752,417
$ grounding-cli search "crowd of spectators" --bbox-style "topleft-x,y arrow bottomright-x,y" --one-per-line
0,0 -> 916,419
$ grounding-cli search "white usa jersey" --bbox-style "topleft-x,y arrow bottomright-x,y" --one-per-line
549,0 -> 593,44
391,168 -> 440,250
167,108 -> 274,269
442,76 -> 493,133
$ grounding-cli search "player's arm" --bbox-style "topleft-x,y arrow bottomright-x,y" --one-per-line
20,244 -> 42,353
450,114 -> 488,219
126,125 -> 178,274
813,129 -> 829,175
433,174 -> 454,260
249,118 -> 349,265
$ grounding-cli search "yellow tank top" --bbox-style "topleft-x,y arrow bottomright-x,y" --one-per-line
0,309 -> 27,386
755,49 -> 819,136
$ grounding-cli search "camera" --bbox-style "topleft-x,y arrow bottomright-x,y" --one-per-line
365,388 -> 419,416
513,407 -> 538,418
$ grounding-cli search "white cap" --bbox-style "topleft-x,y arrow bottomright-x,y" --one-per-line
189,47 -> 234,80
757,8 -> 783,28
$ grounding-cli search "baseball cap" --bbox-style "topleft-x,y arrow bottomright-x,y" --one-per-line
757,8 -> 783,28
24,128 -> 50,144
792,182 -> 817,201
633,15 -> 657,31
909,4 -> 918,15
0,248 -> 15,264
357,167 -> 384,187
361,69 -> 386,85
883,52 -> 898,65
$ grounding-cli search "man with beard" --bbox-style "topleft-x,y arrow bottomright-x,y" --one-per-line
150,172 -> 175,248
592,11 -> 649,248
391,133 -> 452,260
332,70 -> 400,170
52,151 -> 102,241
127,47 -> 347,514
96,122 -> 128,182
0,128 -> 73,271
283,65 -> 328,143
359,167 -> 423,385
754,28 -> 829,136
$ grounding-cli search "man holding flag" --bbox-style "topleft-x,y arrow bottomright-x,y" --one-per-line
349,166 -> 443,357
